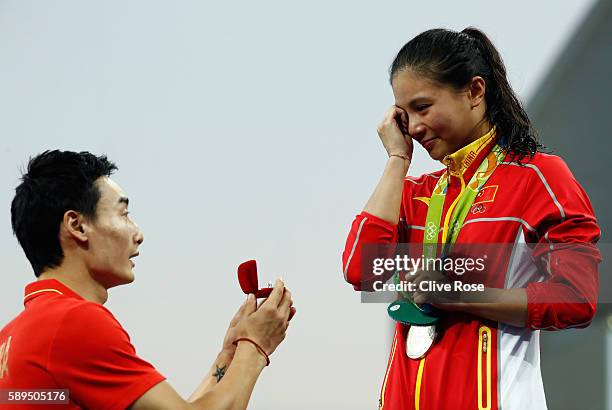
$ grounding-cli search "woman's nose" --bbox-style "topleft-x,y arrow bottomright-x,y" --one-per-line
408,121 -> 426,140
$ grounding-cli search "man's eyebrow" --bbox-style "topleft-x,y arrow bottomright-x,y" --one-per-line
118,197 -> 129,206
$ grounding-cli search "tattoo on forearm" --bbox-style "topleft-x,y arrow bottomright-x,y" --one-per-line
213,365 -> 227,382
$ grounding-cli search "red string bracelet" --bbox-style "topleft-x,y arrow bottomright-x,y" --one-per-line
233,337 -> 270,366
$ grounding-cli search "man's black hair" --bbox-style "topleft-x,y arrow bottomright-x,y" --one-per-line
11,150 -> 117,276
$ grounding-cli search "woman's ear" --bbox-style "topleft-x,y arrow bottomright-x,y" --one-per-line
469,76 -> 486,109
63,210 -> 88,243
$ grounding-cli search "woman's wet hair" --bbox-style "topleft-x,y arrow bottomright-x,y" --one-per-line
390,27 -> 541,162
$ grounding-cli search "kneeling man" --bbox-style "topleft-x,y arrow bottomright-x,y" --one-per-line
0,150 -> 295,409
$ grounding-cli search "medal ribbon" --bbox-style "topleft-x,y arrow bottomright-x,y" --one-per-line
424,143 -> 503,258
394,129 -> 503,302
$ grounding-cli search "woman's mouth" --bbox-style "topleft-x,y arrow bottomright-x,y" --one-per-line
421,138 -> 439,151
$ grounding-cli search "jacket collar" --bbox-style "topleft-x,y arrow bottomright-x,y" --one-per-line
441,126 -> 497,180
24,279 -> 83,306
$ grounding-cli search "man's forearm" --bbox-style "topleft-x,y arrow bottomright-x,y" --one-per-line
188,343 -> 267,410
187,350 -> 234,402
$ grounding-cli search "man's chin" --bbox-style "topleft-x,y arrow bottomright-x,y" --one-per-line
121,270 -> 136,285
104,271 -> 136,289
90,267 -> 135,289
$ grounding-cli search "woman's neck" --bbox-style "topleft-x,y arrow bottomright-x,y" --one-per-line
464,118 -> 493,148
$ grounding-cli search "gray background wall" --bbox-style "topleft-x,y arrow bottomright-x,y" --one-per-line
0,1 -> 605,408
528,0 -> 612,408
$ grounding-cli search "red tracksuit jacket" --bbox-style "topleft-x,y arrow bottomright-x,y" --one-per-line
342,137 -> 600,410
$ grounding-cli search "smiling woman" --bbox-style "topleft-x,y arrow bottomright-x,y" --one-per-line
389,28 -> 539,163
390,70 -> 490,161
342,27 -> 600,410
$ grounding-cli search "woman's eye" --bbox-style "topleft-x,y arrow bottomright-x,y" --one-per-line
416,104 -> 430,112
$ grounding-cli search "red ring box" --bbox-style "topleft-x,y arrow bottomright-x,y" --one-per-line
237,260 -> 273,298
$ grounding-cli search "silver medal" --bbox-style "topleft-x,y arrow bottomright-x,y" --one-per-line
406,324 -> 437,360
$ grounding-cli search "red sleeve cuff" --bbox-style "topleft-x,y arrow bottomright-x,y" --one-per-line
524,282 -> 596,330
110,372 -> 166,410
525,283 -> 543,329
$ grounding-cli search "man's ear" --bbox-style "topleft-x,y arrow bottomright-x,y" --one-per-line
469,76 -> 486,109
63,210 -> 88,243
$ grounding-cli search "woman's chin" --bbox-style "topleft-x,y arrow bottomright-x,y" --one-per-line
421,139 -> 447,161
427,147 -> 446,161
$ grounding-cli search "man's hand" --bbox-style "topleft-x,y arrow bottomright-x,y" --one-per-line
131,279 -> 297,410
233,279 -> 295,356
220,297 -> 252,360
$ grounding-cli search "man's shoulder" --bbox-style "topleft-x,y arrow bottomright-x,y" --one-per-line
2,295 -> 105,337
57,300 -> 126,338
47,301 -> 135,368
37,295 -> 119,329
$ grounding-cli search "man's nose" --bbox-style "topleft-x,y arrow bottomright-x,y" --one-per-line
134,229 -> 144,245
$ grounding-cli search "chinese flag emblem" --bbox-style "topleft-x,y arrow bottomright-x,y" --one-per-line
474,185 -> 498,205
